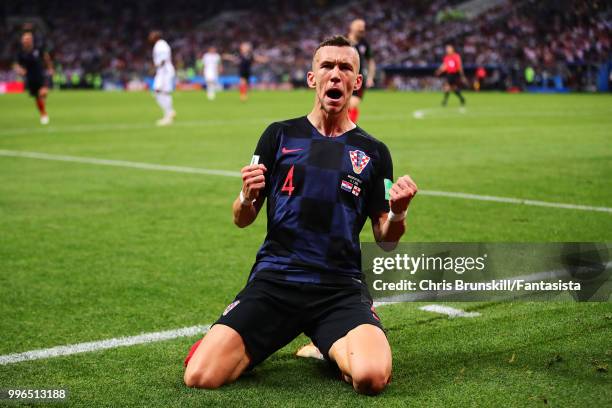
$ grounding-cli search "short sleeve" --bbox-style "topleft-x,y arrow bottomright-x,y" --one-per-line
253,123 -> 281,197
367,142 -> 393,217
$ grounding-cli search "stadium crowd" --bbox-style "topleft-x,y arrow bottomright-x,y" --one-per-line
0,0 -> 610,90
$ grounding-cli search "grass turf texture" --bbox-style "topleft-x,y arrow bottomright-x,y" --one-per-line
0,90 -> 611,406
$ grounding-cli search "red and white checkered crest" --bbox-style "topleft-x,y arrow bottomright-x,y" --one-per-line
349,150 -> 371,174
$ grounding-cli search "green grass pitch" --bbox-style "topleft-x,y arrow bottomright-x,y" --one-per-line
0,90 -> 611,407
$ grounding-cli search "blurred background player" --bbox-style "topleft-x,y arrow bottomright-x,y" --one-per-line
347,18 -> 375,124
435,44 -> 466,107
223,42 -> 268,102
13,31 -> 53,125
202,46 -> 222,101
149,30 -> 176,126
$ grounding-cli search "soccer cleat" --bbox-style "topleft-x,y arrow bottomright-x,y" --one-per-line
40,114 -> 49,125
296,342 -> 324,360
156,116 -> 173,126
184,339 -> 203,367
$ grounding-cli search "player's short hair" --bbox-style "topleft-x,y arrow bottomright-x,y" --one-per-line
315,35 -> 352,53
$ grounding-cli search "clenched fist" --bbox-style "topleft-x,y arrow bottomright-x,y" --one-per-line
388,175 -> 418,214
241,164 -> 267,201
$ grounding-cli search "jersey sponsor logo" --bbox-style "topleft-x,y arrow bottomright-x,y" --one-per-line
341,180 -> 353,192
281,147 -> 303,154
349,150 -> 371,174
222,300 -> 240,316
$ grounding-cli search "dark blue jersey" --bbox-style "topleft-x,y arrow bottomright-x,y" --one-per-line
249,116 -> 393,284
239,53 -> 253,79
353,38 -> 372,78
17,46 -> 46,82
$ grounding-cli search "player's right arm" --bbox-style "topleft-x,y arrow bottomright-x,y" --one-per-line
233,164 -> 267,227
13,62 -> 26,77
222,53 -> 238,63
435,62 -> 445,76
232,123 -> 280,228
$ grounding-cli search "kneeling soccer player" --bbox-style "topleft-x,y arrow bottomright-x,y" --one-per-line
183,35 -> 418,395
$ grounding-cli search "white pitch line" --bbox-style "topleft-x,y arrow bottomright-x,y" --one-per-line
0,325 -> 210,365
0,301 -> 476,365
411,107 -> 610,120
0,299 -> 400,365
3,261 -> 610,365
419,305 -> 481,318
0,118 -> 280,137
1,149 -> 610,213
419,190 -> 612,213
0,149 -> 240,177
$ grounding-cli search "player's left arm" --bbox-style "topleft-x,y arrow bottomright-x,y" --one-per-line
371,175 -> 418,250
368,143 -> 417,250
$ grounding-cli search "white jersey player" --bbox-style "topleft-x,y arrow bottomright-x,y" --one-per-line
202,47 -> 221,100
149,31 -> 176,126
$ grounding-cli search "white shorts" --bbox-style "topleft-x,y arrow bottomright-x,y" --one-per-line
205,74 -> 219,83
153,72 -> 174,93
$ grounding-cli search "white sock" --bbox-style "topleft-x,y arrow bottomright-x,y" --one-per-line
163,94 -> 173,115
155,93 -> 165,114
206,82 -> 217,100
156,93 -> 173,116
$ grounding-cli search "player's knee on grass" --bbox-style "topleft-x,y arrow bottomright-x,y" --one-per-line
184,349 -> 244,389
184,366 -> 225,389
350,362 -> 390,395
344,324 -> 392,395
183,324 -> 250,389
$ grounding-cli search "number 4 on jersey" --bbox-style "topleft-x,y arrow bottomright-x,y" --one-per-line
281,165 -> 295,196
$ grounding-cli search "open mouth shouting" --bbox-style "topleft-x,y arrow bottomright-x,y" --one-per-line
325,87 -> 344,104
